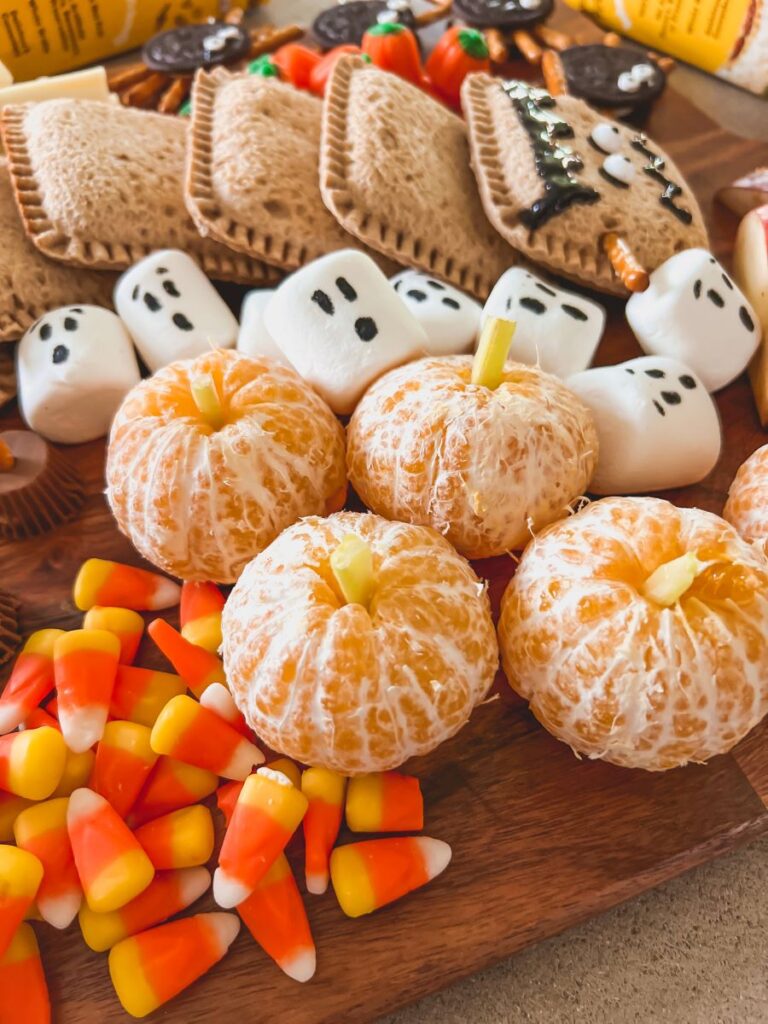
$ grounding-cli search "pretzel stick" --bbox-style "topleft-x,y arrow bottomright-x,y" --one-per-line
485,28 -> 509,65
602,233 -> 649,293
224,7 -> 245,25
541,49 -> 568,96
512,29 -> 543,66
123,72 -> 169,108
533,24 -> 573,51
415,0 -> 453,26
107,63 -> 151,91
655,55 -> 676,73
158,77 -> 190,115
248,24 -> 303,59
602,32 -> 622,47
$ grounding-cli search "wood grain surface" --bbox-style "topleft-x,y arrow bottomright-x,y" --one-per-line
2,14 -> 768,1024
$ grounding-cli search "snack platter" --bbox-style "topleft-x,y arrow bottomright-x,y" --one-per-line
1,3 -> 768,1023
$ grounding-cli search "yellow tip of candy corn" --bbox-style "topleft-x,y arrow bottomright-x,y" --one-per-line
330,534 -> 375,608
641,551 -> 709,607
471,316 -> 516,390
7,727 -> 67,800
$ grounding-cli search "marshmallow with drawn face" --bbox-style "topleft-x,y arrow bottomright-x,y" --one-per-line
114,250 -> 238,372
482,267 -> 605,378
626,248 -> 761,392
390,269 -> 481,355
264,249 -> 429,414
17,305 -> 141,444
236,289 -> 291,367
566,355 -> 722,495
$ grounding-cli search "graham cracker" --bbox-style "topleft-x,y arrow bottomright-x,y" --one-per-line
0,158 -> 115,342
186,68 -> 390,272
462,74 -> 708,296
1,99 -> 280,287
320,56 -> 517,300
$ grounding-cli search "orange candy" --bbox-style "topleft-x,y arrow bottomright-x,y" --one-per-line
134,806 -> 214,870
14,798 -> 82,930
345,772 -> 424,833
0,629 -> 62,736
129,756 -> 218,827
73,559 -> 180,613
216,779 -> 242,827
238,854 -> 316,983
199,682 -> 253,740
91,721 -> 158,818
301,767 -> 346,895
83,606 -> 145,665
0,845 -> 43,957
22,707 -> 60,732
148,618 -> 225,698
109,665 -> 186,728
0,923 -> 51,1024
54,629 -> 121,753
180,581 -> 224,653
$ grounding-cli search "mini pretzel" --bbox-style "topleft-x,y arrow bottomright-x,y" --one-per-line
602,233 -> 650,293
603,32 -> 622,47
532,25 -> 573,52
122,72 -> 169,108
415,0 -> 453,26
485,28 -> 510,65
158,77 -> 190,115
655,55 -> 676,73
541,49 -> 568,96
107,62 -> 151,91
248,24 -> 304,59
513,29 -> 543,66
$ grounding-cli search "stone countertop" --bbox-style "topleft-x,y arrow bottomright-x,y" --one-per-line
258,2 -> 768,1021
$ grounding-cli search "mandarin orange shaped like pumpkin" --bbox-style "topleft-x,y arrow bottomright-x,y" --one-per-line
222,511 -> 499,774
723,443 -> 768,557
106,350 -> 347,584
498,496 -> 768,771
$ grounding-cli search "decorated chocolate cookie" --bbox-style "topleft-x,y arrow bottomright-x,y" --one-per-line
143,22 -> 251,75
0,429 -> 85,539
312,1 -> 418,48
453,0 -> 554,29
560,44 -> 666,110
462,74 -> 708,295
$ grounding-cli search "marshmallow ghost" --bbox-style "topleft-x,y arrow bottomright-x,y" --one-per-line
626,249 -> 761,392
482,267 -> 605,378
390,269 -> 481,355
17,305 -> 141,444
567,356 -> 721,495
236,289 -> 291,367
114,250 -> 238,372
264,250 -> 428,414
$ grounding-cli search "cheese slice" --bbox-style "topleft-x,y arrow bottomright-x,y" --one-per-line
0,66 -> 111,113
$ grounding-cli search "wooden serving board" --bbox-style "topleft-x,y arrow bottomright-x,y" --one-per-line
3,37 -> 768,1024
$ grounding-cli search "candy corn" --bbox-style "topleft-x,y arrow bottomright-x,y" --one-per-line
346,772 -> 424,833
302,767 -> 346,895
14,798 -> 82,929
129,757 -> 218,827
52,748 -> 95,799
22,706 -> 60,731
54,629 -> 120,753
74,558 -> 180,613
214,767 -> 308,908
216,779 -> 242,826
79,867 -> 211,952
238,854 -> 316,983
150,694 -> 263,780
134,806 -> 214,870
330,837 -> 452,918
0,629 -> 62,735
0,792 -> 32,842
0,923 -> 50,1024
44,697 -> 58,719
67,787 -> 155,913
109,912 -> 240,1018
83,606 -> 145,664
0,845 -> 43,957
91,721 -> 158,818
180,581 -> 224,653
109,665 -> 185,728
0,727 -> 66,799
147,618 -> 225,697
199,682 -> 253,739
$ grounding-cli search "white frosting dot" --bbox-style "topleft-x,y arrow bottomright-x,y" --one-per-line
203,35 -> 226,52
602,153 -> 636,185
617,71 -> 641,92
591,122 -> 622,154
631,62 -> 656,83
519,0 -> 542,9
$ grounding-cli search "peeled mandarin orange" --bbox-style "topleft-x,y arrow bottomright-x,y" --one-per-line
346,356 -> 598,559
498,496 -> 768,771
723,444 -> 768,555
106,350 -> 346,584
222,511 -> 498,774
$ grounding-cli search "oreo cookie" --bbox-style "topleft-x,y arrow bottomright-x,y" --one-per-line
453,0 -> 554,29
560,45 -> 666,109
311,1 -> 418,49
143,21 -> 251,75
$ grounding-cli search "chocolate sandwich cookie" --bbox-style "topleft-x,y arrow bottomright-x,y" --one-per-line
453,0 -> 554,29
560,45 -> 666,110
0,430 -> 84,540
143,21 -> 251,75
312,1 -> 418,49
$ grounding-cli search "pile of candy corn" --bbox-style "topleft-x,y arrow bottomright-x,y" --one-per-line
0,558 -> 451,1019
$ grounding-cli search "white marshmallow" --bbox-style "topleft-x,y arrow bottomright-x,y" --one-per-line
390,269 -> 481,355
626,248 -> 761,392
264,249 -> 428,414
114,249 -> 238,372
482,267 -> 605,378
566,355 -> 722,495
17,305 -> 141,445
236,289 -> 291,367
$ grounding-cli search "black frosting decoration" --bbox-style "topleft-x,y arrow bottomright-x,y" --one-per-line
630,135 -> 693,225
